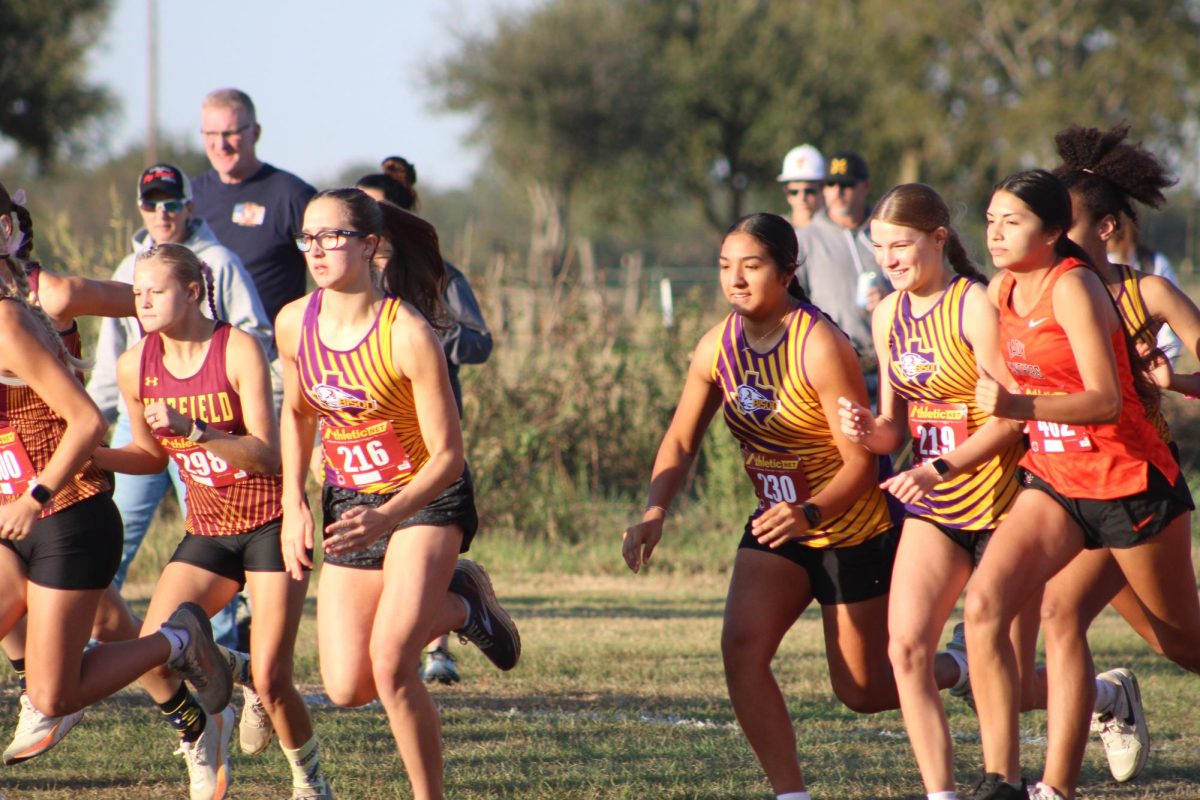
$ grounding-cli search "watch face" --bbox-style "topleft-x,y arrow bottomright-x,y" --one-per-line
30,484 -> 52,504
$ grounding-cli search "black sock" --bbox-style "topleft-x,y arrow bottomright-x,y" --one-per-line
158,683 -> 206,743
9,658 -> 25,691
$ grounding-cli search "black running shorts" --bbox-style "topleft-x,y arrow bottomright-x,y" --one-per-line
909,516 -> 994,568
738,524 -> 899,605
321,468 -> 477,570
169,517 -> 291,586
1019,463 -> 1193,550
0,491 -> 122,590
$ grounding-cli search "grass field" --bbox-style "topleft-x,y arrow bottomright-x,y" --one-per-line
1,560 -> 1198,799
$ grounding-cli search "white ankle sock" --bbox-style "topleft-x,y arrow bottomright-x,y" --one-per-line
159,625 -> 189,665
1093,675 -> 1119,714
281,736 -> 325,789
943,648 -> 969,691
928,792 -> 958,800
776,793 -> 810,800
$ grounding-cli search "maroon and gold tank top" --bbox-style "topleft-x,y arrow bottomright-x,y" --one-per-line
140,322 -> 282,535
0,297 -> 108,517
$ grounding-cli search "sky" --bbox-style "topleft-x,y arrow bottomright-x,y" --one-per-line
87,0 -> 537,190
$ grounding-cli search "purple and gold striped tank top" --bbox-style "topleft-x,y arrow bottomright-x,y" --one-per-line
711,304 -> 892,549
297,290 -> 429,494
1111,263 -> 1170,443
887,275 -> 1020,530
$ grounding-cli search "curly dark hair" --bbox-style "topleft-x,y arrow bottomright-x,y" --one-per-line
1051,123 -> 1176,227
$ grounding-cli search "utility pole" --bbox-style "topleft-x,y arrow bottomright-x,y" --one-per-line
146,0 -> 159,164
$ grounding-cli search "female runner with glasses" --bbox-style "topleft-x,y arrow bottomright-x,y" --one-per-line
99,242 -> 331,800
275,188 -> 518,800
622,212 -> 967,800
964,170 -> 1199,800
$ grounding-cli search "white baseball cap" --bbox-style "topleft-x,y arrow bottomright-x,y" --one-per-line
777,144 -> 826,183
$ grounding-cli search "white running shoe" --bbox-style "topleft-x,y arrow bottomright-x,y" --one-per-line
2,694 -> 84,765
1091,667 -> 1148,782
1029,782 -> 1066,800
175,705 -> 234,800
238,684 -> 274,755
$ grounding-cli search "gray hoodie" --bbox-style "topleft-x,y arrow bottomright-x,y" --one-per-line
794,209 -> 891,372
86,218 -> 273,421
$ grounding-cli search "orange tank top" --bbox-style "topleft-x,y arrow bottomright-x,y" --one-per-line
998,259 -> 1177,499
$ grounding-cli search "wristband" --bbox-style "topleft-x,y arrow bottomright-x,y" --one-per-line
27,478 -> 52,507
643,504 -> 667,516
187,419 -> 208,443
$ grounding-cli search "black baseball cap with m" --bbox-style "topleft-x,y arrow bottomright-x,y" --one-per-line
825,152 -> 869,186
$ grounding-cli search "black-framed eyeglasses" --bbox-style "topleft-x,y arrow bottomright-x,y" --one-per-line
787,187 -> 821,198
294,229 -> 369,252
139,198 -> 187,214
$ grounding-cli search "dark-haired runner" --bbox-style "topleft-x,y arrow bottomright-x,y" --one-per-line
624,212 -> 961,800
276,188 -> 518,800
965,170 -> 1199,800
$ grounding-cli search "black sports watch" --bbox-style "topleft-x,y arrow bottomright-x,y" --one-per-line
930,458 -> 953,478
27,479 -> 52,507
187,419 -> 208,443
800,501 -> 822,528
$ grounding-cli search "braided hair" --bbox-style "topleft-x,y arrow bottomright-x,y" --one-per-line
138,243 -> 220,320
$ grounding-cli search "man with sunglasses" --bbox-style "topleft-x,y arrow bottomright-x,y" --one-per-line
87,163 -> 271,637
794,150 -> 890,404
777,143 -> 826,230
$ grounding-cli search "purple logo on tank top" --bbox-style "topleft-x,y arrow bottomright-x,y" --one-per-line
735,372 -> 779,423
311,382 -> 378,412
897,338 -> 937,382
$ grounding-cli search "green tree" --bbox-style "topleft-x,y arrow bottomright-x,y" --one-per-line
845,0 -> 1200,210
433,0 -> 671,278
0,0 -> 115,170
435,0 -> 1200,253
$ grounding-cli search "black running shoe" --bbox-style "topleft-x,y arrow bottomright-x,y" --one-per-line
971,772 -> 1029,800
449,560 -> 521,671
